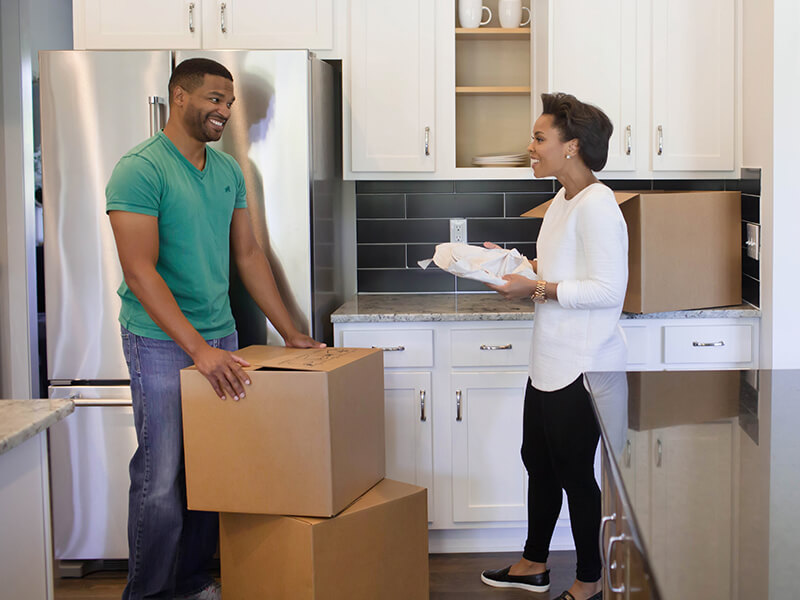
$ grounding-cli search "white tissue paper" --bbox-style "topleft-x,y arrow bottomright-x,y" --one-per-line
417,242 -> 536,286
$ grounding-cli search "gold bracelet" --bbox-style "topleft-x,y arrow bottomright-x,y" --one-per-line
531,280 -> 547,303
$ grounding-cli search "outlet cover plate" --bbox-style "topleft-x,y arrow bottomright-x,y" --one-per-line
450,218 -> 467,243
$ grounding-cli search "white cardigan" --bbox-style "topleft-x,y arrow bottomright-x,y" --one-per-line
530,183 -> 629,391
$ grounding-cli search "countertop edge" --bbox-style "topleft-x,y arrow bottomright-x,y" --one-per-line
0,400 -> 75,457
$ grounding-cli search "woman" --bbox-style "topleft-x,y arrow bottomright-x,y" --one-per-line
480,92 -> 628,600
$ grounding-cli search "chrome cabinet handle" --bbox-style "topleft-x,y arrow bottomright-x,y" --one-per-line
624,439 -> 632,468
220,2 -> 227,33
148,96 -> 166,136
599,512 -> 617,567
424,126 -> 430,156
188,2 -> 196,33
456,390 -> 462,422
693,340 -> 725,347
371,345 -> 405,352
656,438 -> 662,467
657,125 -> 663,155
420,389 -> 427,422
606,534 -> 628,594
625,125 -> 632,155
479,344 -> 512,351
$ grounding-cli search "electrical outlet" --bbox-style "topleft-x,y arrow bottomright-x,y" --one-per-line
450,218 -> 467,243
745,223 -> 760,260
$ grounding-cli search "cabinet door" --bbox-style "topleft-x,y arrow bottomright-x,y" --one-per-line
76,0 -> 201,49
648,424 -> 733,600
549,0 -> 637,171
202,0 -> 333,50
349,0 -> 435,172
651,0 -> 734,171
383,372 -> 434,519
451,371 -> 528,522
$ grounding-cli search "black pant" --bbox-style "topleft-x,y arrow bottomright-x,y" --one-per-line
521,375 -> 602,583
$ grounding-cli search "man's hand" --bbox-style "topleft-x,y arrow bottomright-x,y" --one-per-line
283,331 -> 326,349
192,345 -> 252,400
485,274 -> 537,300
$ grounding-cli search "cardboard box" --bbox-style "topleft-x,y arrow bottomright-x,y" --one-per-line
219,479 -> 429,600
523,190 -> 742,313
181,345 -> 385,517
628,370 -> 741,430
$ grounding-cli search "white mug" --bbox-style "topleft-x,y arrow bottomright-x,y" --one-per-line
459,0 -> 492,28
498,0 -> 531,28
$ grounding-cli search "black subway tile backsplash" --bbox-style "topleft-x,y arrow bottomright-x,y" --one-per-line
356,194 -> 405,219
406,193 -> 504,219
355,176 -> 760,306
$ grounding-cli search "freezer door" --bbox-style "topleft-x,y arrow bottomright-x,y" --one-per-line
48,386 -> 136,560
175,50 -> 315,347
40,51 -> 172,381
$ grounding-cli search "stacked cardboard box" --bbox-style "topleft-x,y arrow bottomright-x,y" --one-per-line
181,346 -> 429,599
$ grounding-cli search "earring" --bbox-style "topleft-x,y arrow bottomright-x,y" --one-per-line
566,154 -> 571,159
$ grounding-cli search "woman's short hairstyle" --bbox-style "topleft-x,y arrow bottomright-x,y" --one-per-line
540,92 -> 613,171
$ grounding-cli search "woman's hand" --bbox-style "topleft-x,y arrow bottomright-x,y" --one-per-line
485,274 -> 537,299
483,241 -> 502,250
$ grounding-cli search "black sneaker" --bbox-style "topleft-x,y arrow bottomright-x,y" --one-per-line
480,566 -> 550,593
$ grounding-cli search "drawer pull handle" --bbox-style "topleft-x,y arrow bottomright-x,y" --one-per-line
188,2 -> 196,33
624,439 -> 632,467
599,512 -> 617,567
456,390 -> 462,422
606,534 -> 628,594
420,389 -> 427,422
480,344 -> 512,351
656,438 -> 662,467
693,340 -> 725,347
372,345 -> 405,352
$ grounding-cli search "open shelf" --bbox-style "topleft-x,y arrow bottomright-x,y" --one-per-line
455,27 -> 530,41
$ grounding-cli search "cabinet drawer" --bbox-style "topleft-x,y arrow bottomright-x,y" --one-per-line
450,328 -> 531,367
663,324 -> 753,364
341,329 -> 433,368
621,324 -> 649,366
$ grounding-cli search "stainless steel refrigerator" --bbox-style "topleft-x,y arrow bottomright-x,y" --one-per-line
40,50 -> 343,564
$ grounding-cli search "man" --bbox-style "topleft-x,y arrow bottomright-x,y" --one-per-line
106,58 -> 323,600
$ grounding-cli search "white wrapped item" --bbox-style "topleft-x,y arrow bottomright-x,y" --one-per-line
417,242 -> 536,286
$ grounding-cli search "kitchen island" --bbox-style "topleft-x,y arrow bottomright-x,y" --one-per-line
0,398 -> 74,600
589,369 -> 799,600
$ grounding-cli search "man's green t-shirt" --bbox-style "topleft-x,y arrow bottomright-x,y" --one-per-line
105,131 -> 247,341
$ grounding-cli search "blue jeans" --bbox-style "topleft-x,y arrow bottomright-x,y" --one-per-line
121,326 -> 238,600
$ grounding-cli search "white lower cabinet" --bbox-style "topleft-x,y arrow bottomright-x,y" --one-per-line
334,313 -> 758,552
450,371 -> 528,523
383,371 -> 434,519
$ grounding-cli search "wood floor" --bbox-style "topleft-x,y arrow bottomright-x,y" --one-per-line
54,551 -> 578,599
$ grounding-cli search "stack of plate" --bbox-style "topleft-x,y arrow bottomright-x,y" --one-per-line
472,153 -> 529,168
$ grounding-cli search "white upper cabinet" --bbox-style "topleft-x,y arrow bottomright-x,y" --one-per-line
75,0 -> 201,49
201,0 -> 333,50
549,0 -> 637,171
347,0 -> 435,172
651,0 -> 734,171
73,0 -> 334,51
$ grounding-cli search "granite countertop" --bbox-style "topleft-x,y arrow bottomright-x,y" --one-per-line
331,294 -> 761,323
0,399 -> 74,456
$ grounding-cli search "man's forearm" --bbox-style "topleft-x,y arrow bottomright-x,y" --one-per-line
235,250 -> 298,340
124,266 -> 208,356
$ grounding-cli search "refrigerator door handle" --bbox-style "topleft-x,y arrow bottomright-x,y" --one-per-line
148,96 -> 166,136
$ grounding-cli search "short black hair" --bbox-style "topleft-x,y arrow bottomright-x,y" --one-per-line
540,92 -> 613,171
168,58 -> 233,103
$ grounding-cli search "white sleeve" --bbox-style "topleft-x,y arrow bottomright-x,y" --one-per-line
556,193 -> 628,310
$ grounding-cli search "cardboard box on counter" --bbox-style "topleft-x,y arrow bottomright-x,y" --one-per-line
219,479 -> 429,600
181,345 -> 385,517
628,370 -> 741,430
523,190 -> 742,314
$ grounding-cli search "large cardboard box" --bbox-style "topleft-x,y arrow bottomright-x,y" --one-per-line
181,345 -> 385,517
219,479 -> 429,600
628,370 -> 741,430
523,190 -> 742,313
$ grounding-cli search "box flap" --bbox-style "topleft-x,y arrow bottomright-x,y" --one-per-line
184,345 -> 382,373
520,191 -> 641,218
